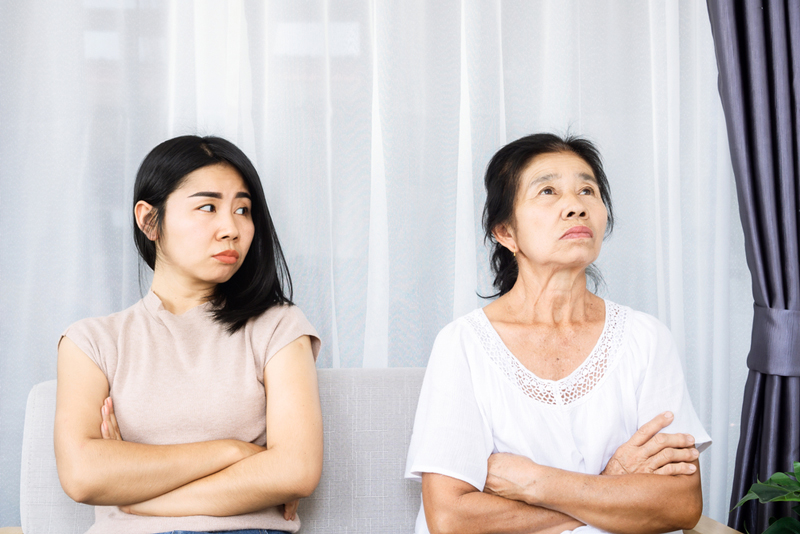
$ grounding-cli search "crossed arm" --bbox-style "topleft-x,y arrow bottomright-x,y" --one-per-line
54,335 -> 323,519
422,413 -> 702,534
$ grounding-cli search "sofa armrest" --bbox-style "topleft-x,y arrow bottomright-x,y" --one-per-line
0,527 -> 23,534
684,515 -> 742,534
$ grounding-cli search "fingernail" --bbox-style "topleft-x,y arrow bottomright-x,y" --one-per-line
687,434 -> 695,444
102,406 -> 107,415
664,411 -> 673,419
689,464 -> 696,472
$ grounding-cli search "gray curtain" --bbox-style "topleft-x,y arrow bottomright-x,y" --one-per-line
706,0 -> 800,531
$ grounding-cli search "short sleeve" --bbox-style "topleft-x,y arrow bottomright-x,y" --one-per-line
250,305 -> 321,372
61,318 -> 112,378
633,314 -> 712,452
404,321 -> 494,491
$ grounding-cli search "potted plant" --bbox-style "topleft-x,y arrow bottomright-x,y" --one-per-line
733,462 -> 800,534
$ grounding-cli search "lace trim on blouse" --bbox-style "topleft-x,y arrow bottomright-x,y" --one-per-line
465,301 -> 628,406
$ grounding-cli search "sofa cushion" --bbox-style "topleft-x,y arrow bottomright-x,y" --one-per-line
19,368 -> 426,533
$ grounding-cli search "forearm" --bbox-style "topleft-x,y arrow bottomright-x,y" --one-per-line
422,474 -> 582,534
527,464 -> 702,534
125,442 -> 322,517
56,437 -> 253,506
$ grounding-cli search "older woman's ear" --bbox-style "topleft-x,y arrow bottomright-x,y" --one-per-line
493,223 -> 517,255
134,201 -> 158,241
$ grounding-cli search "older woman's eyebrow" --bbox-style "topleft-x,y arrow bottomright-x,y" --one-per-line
528,173 -> 558,188
187,191 -> 252,199
579,172 -> 598,183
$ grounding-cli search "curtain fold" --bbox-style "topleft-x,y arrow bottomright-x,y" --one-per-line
706,0 -> 800,530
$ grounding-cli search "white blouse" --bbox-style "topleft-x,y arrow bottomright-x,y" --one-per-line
405,301 -> 711,534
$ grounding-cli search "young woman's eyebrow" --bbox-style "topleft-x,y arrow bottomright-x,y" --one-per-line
188,191 -> 222,199
187,191 -> 252,199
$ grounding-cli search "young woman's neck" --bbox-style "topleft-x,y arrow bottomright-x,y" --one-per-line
150,268 -> 215,315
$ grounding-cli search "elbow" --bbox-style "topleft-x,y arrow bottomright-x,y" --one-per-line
285,452 -> 323,499
425,507 -> 463,534
662,476 -> 703,531
55,445 -> 108,505
57,461 -> 99,504
675,493 -> 703,531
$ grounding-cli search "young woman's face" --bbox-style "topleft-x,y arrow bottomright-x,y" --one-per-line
505,151 -> 608,271
155,163 -> 255,288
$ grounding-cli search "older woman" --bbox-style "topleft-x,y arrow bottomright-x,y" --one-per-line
405,133 -> 710,534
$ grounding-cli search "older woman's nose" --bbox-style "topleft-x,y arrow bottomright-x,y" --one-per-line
566,209 -> 587,218
563,194 -> 589,219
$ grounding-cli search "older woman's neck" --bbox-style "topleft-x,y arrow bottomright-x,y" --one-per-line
500,268 -> 600,325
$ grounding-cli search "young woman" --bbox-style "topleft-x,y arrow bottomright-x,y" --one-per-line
405,133 -> 710,534
54,135 -> 323,534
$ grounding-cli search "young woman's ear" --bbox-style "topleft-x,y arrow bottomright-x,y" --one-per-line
134,201 -> 158,241
493,222 -> 517,256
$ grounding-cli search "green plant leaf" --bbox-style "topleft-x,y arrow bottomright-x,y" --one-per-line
793,503 -> 800,517
767,472 -> 800,488
734,490 -> 763,509
762,517 -> 800,534
795,463 -> 800,483
734,484 -> 793,507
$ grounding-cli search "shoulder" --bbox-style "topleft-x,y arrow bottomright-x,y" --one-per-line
424,309 -> 487,372
622,305 -> 673,344
247,303 -> 321,363
248,303 -> 316,333
432,309 -> 484,349
606,301 -> 678,364
62,299 -> 145,345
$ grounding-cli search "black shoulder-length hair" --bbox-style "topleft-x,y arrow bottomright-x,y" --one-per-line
482,133 -> 615,297
133,135 -> 292,332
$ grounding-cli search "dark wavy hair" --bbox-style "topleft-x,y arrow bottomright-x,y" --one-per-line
133,135 -> 292,332
482,133 -> 614,297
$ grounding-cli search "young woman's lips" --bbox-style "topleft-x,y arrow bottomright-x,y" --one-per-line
561,226 -> 594,239
213,250 -> 240,264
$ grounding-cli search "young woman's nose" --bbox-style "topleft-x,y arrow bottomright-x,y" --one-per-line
216,212 -> 240,241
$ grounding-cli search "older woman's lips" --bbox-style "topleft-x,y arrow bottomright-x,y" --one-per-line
561,226 -> 594,239
213,250 -> 239,264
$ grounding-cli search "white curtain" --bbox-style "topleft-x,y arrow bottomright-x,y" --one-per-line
0,0 -> 751,526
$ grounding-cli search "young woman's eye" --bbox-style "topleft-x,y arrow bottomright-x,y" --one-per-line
199,204 -> 215,212
235,206 -> 249,215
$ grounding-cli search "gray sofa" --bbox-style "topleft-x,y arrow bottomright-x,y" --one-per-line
6,368 -> 736,534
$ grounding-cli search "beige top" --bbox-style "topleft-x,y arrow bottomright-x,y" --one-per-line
63,290 -> 320,534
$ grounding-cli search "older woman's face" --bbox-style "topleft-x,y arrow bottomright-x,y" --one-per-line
507,151 -> 607,272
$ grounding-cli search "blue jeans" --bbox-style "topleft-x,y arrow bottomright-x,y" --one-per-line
155,530 -> 289,534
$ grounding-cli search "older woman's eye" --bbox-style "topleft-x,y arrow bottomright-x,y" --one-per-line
579,187 -> 595,195
540,187 -> 555,195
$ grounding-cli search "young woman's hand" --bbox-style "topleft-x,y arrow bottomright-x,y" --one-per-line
282,499 -> 299,521
99,397 -> 123,441
601,412 -> 698,476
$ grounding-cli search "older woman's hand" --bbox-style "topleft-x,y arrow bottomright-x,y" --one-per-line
484,452 -> 544,504
602,412 -> 698,476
